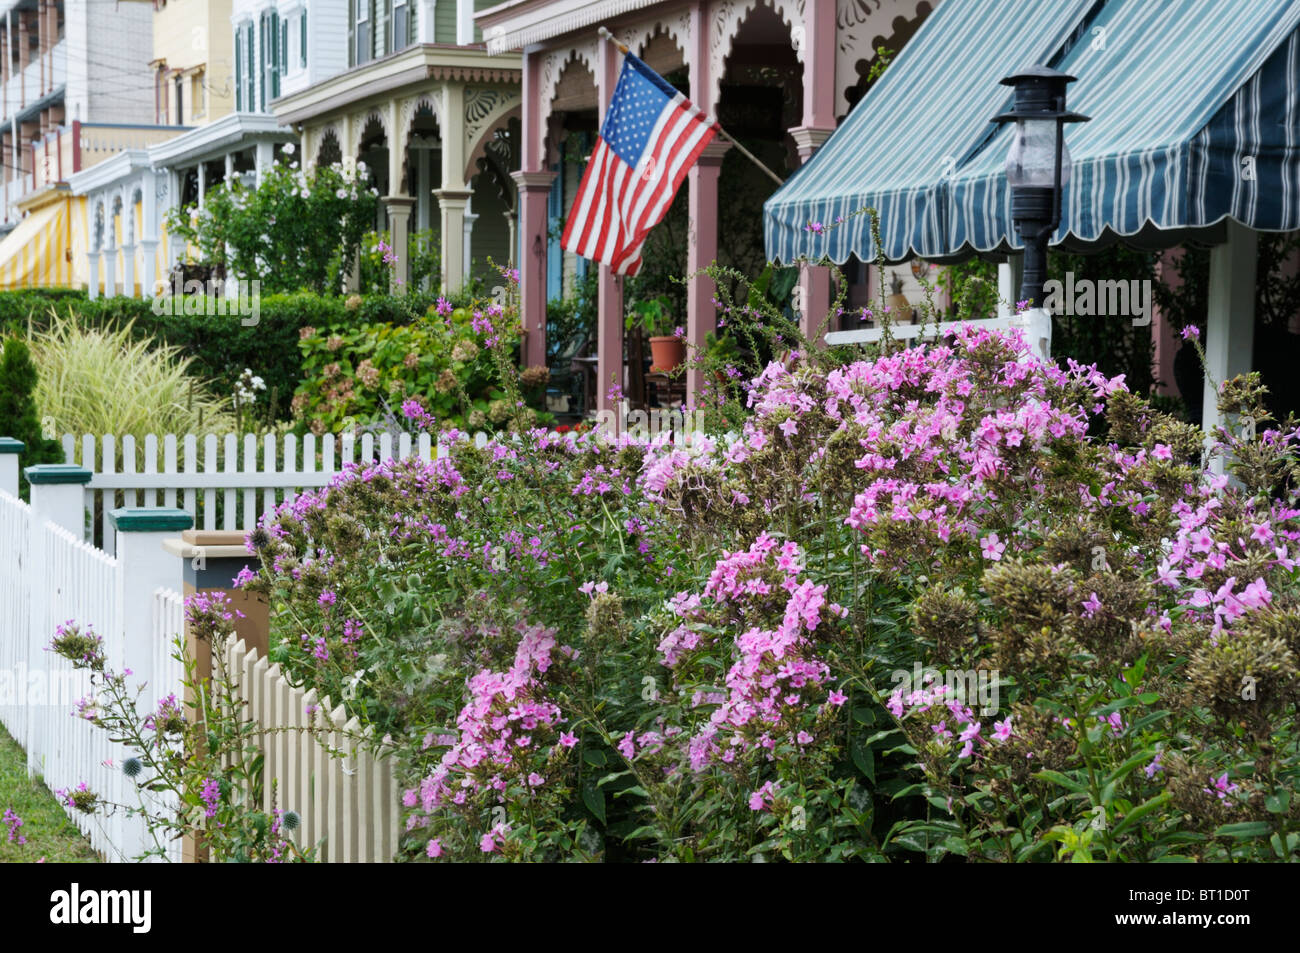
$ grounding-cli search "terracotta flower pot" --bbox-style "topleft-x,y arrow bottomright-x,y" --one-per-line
886,292 -> 912,321
648,336 -> 685,372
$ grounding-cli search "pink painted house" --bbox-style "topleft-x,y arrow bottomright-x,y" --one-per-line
476,0 -> 936,410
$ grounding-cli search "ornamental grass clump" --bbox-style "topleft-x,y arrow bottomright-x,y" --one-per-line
26,314 -> 233,445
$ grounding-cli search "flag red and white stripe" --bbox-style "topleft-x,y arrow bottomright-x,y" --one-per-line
561,53 -> 717,276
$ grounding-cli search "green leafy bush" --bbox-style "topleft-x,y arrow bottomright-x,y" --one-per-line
167,158 -> 378,294
292,297 -> 529,435
0,335 -> 62,494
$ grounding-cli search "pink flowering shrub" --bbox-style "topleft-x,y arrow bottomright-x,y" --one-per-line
242,275 -> 1300,862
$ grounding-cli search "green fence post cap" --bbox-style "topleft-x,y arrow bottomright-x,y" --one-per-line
109,507 -> 195,532
0,437 -> 25,454
24,464 -> 92,484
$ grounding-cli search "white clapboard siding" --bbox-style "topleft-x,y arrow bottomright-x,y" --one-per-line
223,636 -> 401,862
61,430 -> 481,550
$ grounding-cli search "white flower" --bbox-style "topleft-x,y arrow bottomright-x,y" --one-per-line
283,142 -> 296,155
336,188 -> 348,199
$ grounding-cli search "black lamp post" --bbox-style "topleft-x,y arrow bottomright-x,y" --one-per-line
991,66 -> 1089,308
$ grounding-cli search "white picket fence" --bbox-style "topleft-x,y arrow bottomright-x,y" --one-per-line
0,489 -> 169,861
61,430 -> 491,552
2,429 -> 422,862
223,637 -> 401,862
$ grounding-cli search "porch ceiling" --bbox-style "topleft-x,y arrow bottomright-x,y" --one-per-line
477,0 -> 664,53
273,45 -> 522,128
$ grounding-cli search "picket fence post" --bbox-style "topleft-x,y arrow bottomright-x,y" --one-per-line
0,437 -> 22,497
23,465 -> 92,779
109,508 -> 192,684
25,464 -> 92,538
108,507 -> 192,860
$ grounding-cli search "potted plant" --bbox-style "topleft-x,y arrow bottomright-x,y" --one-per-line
627,296 -> 683,372
886,270 -> 912,321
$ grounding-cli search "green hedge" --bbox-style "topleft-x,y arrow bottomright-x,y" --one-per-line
0,289 -> 458,420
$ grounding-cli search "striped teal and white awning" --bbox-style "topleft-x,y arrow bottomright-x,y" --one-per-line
765,0 -> 1300,265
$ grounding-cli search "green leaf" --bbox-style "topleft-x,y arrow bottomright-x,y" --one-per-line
1104,748 -> 1156,785
1213,821 -> 1272,839
1033,770 -> 1088,794
1265,791 -> 1290,814
851,737 -> 876,784
581,782 -> 606,826
1111,791 -> 1171,837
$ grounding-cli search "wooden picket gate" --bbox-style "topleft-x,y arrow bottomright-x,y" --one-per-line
221,637 -> 401,862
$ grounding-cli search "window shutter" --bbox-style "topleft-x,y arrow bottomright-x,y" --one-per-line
348,0 -> 355,68
259,16 -> 266,111
246,24 -> 255,110
271,12 -> 281,99
234,28 -> 242,110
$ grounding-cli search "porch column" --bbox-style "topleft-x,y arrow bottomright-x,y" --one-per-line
462,198 -> 477,284
437,81 -> 470,294
383,196 -> 415,292
513,171 -> 554,368
505,208 -> 517,267
433,189 -> 472,293
997,254 -> 1024,318
254,140 -> 274,186
515,49 -> 550,369
686,3 -> 725,409
597,35 -> 624,414
686,142 -> 727,407
791,127 -> 834,346
1202,219 -> 1258,470
416,146 -> 431,231
103,242 -> 116,297
86,250 -> 100,298
790,0 -> 837,346
197,161 -> 206,208
122,242 -> 136,297
140,172 -> 159,297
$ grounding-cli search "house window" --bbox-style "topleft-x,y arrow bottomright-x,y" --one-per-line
192,71 -> 204,120
280,17 -> 288,75
300,11 -> 307,68
175,76 -> 184,124
393,0 -> 408,52
354,0 -> 371,67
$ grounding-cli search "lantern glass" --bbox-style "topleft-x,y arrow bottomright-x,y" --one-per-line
1005,118 -> 1070,188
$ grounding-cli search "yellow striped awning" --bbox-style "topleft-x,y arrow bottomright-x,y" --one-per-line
0,189 -> 80,289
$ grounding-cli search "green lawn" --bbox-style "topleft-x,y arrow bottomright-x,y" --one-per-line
0,723 -> 99,863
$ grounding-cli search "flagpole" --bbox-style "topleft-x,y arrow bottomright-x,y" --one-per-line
596,26 -> 786,187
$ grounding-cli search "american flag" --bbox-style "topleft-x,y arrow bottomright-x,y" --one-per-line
560,52 -> 717,275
